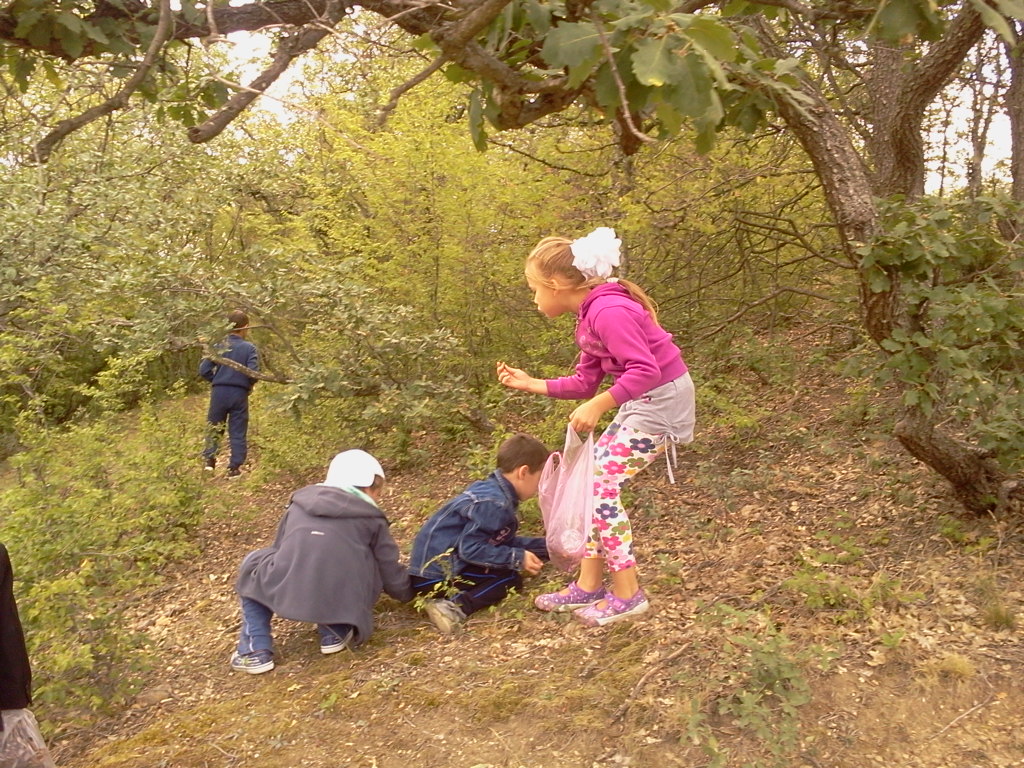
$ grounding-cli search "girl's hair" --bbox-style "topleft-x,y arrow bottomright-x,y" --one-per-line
525,236 -> 660,325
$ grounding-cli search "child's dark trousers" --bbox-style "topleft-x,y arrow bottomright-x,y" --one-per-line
411,568 -> 523,616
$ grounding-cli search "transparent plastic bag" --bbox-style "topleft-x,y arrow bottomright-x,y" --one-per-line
538,426 -> 594,572
0,709 -> 56,768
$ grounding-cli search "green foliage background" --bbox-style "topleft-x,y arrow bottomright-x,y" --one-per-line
0,16 -> 1022,741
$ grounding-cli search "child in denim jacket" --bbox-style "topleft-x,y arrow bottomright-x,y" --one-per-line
409,434 -> 550,633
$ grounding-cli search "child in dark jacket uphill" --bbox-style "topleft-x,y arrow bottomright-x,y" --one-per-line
408,433 -> 550,634
231,450 -> 413,674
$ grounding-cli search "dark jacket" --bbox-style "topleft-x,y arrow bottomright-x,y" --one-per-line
409,471 -> 548,579
199,333 -> 259,391
0,543 -> 32,714
235,486 -> 412,645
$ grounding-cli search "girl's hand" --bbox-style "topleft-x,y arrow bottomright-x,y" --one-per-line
496,361 -> 545,394
568,392 -> 617,433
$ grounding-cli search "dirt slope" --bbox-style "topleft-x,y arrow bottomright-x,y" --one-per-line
49,372 -> 1024,768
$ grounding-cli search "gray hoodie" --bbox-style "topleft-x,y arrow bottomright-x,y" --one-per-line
235,485 -> 412,645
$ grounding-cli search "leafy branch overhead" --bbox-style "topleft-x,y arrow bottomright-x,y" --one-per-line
4,0 -> 1015,159
3,0 -> 1023,512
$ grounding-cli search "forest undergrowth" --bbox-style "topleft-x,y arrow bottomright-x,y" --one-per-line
28,340 -> 1024,768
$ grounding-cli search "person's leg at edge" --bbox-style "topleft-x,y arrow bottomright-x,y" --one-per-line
538,422 -> 625,603
589,422 -> 665,606
575,556 -> 605,593
318,623 -> 355,640
237,597 -> 274,654
608,564 -> 640,601
226,389 -> 250,471
453,569 -> 523,616
203,391 -> 228,463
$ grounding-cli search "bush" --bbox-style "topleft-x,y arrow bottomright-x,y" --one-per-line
0,398 -> 209,727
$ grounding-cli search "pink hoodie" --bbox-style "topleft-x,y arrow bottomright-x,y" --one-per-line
545,283 -> 688,405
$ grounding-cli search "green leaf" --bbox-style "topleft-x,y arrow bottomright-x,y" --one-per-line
632,34 -> 682,87
594,51 -> 650,114
13,7 -> 44,38
869,0 -> 945,42
443,63 -> 477,84
654,98 -> 683,135
56,11 -> 84,34
993,0 -> 1024,18
411,34 -> 439,53
468,90 -> 488,151
540,22 -> 602,69
610,9 -> 658,32
693,116 -> 717,154
56,26 -> 84,58
198,79 -> 229,109
867,268 -> 892,293
635,0 -> 674,11
522,0 -> 552,34
26,17 -> 53,49
969,0 -> 1016,43
40,60 -> 62,89
10,52 -> 36,92
81,21 -> 111,45
733,101 -> 763,133
679,16 -> 737,63
661,52 -> 714,118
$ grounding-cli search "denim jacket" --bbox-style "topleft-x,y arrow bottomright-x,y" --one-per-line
409,471 -> 547,578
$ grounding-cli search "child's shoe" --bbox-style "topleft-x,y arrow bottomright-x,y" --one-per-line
318,627 -> 353,655
230,649 -> 274,674
574,589 -> 650,627
424,599 -> 466,634
534,581 -> 606,612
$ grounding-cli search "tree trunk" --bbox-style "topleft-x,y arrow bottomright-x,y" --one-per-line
763,13 -> 1017,513
1001,22 -> 1024,240
1006,22 -> 1024,203
893,409 -> 1009,513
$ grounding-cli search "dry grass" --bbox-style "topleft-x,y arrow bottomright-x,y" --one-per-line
45,349 -> 1024,768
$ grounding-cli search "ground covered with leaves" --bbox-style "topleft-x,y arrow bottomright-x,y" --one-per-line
50,366 -> 1023,768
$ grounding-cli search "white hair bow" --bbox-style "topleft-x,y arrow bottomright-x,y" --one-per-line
570,227 -> 621,280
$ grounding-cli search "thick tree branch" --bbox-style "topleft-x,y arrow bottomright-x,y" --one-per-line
0,0 -> 448,57
202,351 -> 290,384
30,0 -> 173,163
869,4 -> 986,197
188,0 -> 346,143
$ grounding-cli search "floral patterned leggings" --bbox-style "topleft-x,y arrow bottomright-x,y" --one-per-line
589,420 -> 666,571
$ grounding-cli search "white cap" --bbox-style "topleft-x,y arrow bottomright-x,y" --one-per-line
324,450 -> 385,489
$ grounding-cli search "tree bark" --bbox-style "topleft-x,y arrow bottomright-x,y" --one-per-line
893,409 -> 1008,513
1004,23 -> 1024,203
865,6 -> 986,198
760,10 -> 1016,514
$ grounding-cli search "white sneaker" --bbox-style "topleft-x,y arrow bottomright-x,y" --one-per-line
424,599 -> 466,634
319,627 -> 354,654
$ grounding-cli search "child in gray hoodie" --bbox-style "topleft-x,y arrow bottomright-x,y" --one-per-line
231,450 -> 412,674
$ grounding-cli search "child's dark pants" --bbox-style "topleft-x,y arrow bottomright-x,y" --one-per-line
411,569 -> 523,616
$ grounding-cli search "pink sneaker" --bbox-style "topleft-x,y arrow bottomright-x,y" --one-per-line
574,589 -> 650,627
534,581 -> 607,612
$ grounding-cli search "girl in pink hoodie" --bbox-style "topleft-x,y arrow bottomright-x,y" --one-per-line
498,227 -> 695,626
